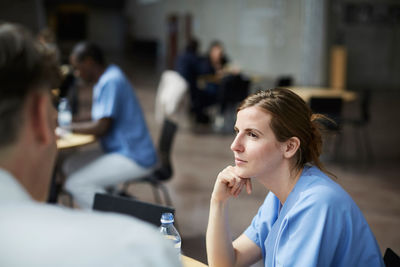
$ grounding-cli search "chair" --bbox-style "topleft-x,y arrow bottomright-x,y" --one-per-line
154,70 -> 188,124
383,248 -> 400,267
275,75 -> 293,87
113,118 -> 178,206
215,74 -> 251,134
309,97 -> 344,161
342,89 -> 373,163
309,97 -> 343,130
93,193 -> 175,227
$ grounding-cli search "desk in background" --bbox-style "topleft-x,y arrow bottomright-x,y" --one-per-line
287,86 -> 357,103
57,132 -> 96,150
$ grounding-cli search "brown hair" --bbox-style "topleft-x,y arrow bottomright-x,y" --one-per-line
238,88 -> 334,177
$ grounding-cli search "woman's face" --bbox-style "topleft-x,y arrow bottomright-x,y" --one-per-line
231,106 -> 286,179
209,45 -> 223,62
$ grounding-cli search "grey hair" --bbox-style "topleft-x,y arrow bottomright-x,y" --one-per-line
0,22 -> 60,146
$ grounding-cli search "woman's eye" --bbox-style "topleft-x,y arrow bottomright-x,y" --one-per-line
248,132 -> 258,138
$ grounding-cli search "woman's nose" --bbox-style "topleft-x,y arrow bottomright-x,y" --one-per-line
230,134 -> 244,152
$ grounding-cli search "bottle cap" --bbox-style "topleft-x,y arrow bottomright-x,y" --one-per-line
160,212 -> 174,223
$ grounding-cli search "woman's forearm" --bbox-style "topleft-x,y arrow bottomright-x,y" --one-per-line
206,198 -> 236,267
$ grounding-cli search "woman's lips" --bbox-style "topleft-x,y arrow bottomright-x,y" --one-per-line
235,158 -> 247,165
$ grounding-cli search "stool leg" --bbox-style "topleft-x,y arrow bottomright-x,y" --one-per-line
333,131 -> 343,163
354,125 -> 364,163
159,183 -> 173,207
362,126 -> 374,164
151,184 -> 162,204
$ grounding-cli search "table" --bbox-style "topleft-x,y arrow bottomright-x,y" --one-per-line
182,255 -> 208,267
47,132 -> 96,203
287,86 -> 357,103
57,132 -> 96,150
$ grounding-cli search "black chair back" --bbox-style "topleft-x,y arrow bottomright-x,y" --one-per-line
220,74 -> 250,103
384,248 -> 400,267
360,89 -> 371,123
93,193 -> 175,227
309,97 -> 343,130
154,119 -> 178,181
275,75 -> 293,87
159,119 -> 178,162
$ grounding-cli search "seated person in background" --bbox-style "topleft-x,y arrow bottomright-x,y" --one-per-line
175,38 -> 201,115
206,88 -> 384,266
197,40 -> 249,127
63,42 -> 158,209
194,40 -> 228,123
199,40 -> 230,76
36,27 -> 61,64
37,28 -> 79,115
0,22 -> 179,267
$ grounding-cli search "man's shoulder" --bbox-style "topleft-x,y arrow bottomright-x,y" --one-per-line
0,202 -> 162,243
1,202 -> 149,228
0,202 -> 179,266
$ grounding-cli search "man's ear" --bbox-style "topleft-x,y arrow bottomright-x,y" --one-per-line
30,92 -> 52,145
283,137 -> 300,159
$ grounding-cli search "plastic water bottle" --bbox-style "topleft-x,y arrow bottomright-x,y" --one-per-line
57,98 -> 72,130
160,212 -> 181,258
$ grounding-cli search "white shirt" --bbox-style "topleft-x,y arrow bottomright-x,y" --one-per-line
155,70 -> 188,123
0,168 -> 181,267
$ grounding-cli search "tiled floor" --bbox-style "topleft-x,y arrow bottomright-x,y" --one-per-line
72,56 -> 400,265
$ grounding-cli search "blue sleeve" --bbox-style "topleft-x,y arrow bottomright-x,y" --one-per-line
243,192 -> 280,258
92,80 -> 119,120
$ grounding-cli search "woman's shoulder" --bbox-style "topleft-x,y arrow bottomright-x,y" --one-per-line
293,166 -> 355,211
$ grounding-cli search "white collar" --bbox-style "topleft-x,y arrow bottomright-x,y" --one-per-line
0,168 -> 32,203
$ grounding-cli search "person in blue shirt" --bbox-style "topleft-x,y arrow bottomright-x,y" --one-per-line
63,42 -> 157,209
206,88 -> 384,266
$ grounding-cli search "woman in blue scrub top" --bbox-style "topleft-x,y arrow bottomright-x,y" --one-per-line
206,88 -> 384,267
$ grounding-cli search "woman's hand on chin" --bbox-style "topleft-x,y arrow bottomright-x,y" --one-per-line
211,166 -> 252,203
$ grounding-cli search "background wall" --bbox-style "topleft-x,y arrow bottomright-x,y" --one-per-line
126,0 -> 400,91
330,0 -> 400,90
125,0 -> 328,86
0,0 -> 46,33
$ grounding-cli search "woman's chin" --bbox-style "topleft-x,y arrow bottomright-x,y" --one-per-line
234,166 -> 253,179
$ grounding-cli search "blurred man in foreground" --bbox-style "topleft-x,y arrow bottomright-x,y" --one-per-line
0,22 -> 179,267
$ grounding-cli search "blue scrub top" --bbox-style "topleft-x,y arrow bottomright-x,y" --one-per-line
244,165 -> 384,267
91,65 -> 157,168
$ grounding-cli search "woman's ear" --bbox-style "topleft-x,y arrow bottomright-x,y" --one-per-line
283,137 -> 300,159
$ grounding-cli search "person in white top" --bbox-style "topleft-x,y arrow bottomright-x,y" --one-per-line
0,22 -> 180,267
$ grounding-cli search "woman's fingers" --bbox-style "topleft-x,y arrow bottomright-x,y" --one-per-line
230,178 -> 241,195
245,178 -> 252,194
226,175 -> 237,188
233,181 -> 245,197
214,166 -> 252,201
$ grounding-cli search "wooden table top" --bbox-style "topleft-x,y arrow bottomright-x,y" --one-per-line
56,132 -> 96,150
182,255 -> 208,267
287,86 -> 358,103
